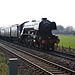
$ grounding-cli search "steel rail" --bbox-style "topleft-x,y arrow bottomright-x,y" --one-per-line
0,41 -> 75,75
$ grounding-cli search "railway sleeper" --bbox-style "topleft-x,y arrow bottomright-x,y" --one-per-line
36,70 -> 43,73
38,71 -> 45,75
34,68 -> 40,71
70,72 -> 75,75
52,72 -> 64,74
50,70 -> 62,72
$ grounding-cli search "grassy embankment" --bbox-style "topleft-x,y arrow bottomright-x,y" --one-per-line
0,52 -> 9,75
58,35 -> 75,49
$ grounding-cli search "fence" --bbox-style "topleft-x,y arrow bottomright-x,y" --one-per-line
55,45 -> 75,53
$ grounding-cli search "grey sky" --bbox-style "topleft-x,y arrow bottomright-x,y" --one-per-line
0,0 -> 75,28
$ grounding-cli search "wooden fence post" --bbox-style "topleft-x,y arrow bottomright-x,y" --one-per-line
62,45 -> 63,50
9,58 -> 18,75
69,46 -> 71,51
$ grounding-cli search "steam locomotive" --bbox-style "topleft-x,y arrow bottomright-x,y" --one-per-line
0,18 -> 60,50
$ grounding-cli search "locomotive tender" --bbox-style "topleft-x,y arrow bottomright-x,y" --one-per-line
0,18 -> 60,50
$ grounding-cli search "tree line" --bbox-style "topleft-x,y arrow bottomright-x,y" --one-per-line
52,25 -> 75,35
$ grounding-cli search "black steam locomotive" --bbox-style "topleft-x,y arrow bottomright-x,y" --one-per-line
0,18 -> 60,50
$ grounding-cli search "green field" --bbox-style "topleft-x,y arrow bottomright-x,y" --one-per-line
0,52 -> 9,75
58,35 -> 75,49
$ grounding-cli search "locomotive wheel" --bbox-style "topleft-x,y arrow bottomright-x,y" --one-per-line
51,46 -> 54,50
39,44 -> 45,50
51,44 -> 54,50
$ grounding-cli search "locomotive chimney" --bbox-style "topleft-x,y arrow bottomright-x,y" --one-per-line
42,18 -> 47,20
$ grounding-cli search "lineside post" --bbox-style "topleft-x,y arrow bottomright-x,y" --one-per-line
9,58 -> 18,75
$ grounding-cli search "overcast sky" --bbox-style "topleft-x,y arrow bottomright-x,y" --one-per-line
0,0 -> 75,28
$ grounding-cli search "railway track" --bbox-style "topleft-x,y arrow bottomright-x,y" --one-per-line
0,39 -> 75,61
47,50 -> 75,61
0,40 -> 75,75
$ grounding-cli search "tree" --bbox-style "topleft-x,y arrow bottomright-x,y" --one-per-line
52,25 -> 75,35
64,26 -> 74,35
52,25 -> 65,34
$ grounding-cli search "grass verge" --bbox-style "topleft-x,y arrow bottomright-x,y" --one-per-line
58,35 -> 75,49
0,52 -> 9,75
